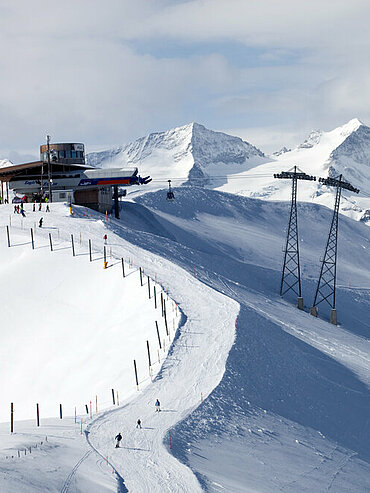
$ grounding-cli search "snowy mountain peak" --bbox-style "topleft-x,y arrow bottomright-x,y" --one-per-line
0,158 -> 12,168
339,117 -> 364,136
272,146 -> 291,157
86,122 -> 266,187
298,130 -> 323,149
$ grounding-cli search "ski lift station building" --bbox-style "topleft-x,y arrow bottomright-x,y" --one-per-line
0,142 -> 151,213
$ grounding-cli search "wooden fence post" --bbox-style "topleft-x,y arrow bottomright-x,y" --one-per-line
89,239 -> 92,262
111,389 -> 115,405
71,234 -> 75,256
163,300 -> 168,335
121,258 -> 125,277
133,360 -> 139,390
49,233 -> 53,251
30,228 -> 34,250
59,404 -> 62,419
36,403 -> 40,427
10,403 -> 14,433
6,226 -> 10,247
146,340 -> 151,369
155,321 -> 162,349
147,276 -> 151,299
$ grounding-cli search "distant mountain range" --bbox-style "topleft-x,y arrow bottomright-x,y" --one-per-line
86,122 -> 267,186
87,119 -> 370,222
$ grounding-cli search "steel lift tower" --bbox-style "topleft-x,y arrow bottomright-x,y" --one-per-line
274,166 -> 316,309
310,175 -> 359,325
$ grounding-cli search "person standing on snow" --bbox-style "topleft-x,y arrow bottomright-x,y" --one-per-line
103,234 -> 107,244
136,419 -> 142,429
115,432 -> 122,448
39,217 -> 43,228
155,399 -> 161,412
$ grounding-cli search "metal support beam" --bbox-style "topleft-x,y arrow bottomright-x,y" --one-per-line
113,185 -> 119,219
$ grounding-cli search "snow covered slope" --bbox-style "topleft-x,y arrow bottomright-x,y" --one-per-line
0,204 -> 181,423
124,188 -> 370,491
0,185 -> 369,492
86,122 -> 267,190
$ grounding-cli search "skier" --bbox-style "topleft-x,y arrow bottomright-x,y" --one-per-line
39,203 -> 42,211
46,204 -> 50,212
155,399 -> 161,412
20,209 -> 26,218
13,205 -> 17,214
39,217 -> 43,228
33,203 -> 35,212
115,432 -> 122,448
136,419 -> 142,429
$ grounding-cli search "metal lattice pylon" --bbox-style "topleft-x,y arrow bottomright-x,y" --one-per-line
274,166 -> 316,308
312,185 -> 341,310
310,174 -> 359,324
280,175 -> 301,297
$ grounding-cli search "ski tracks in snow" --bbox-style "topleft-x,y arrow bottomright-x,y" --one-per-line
87,251 -> 239,492
60,450 -> 92,493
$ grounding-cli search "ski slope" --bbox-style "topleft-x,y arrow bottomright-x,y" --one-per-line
0,187 -> 369,492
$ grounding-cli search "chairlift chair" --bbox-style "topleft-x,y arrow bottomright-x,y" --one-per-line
166,180 -> 175,201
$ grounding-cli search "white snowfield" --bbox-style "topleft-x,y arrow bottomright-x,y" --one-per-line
0,202 -> 238,492
0,182 -> 369,492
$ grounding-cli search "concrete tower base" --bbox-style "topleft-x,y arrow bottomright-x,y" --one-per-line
310,306 -> 318,317
330,309 -> 337,325
297,297 -> 304,310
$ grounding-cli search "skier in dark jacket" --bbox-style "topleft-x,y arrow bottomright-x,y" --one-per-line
136,419 -> 142,429
155,399 -> 161,412
115,432 -> 122,448
39,217 -> 43,228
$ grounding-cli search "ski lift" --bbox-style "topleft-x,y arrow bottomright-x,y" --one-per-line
166,179 -> 175,201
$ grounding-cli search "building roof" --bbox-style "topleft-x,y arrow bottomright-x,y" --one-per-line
0,161 -> 93,181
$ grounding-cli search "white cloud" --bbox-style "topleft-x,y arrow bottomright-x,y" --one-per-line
0,0 -> 369,158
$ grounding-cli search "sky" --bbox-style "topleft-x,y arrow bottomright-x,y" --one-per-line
0,0 -> 369,161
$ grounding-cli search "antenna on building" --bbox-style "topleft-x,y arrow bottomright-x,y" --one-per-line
310,175 -> 359,324
46,135 -> 53,203
274,166 -> 316,309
